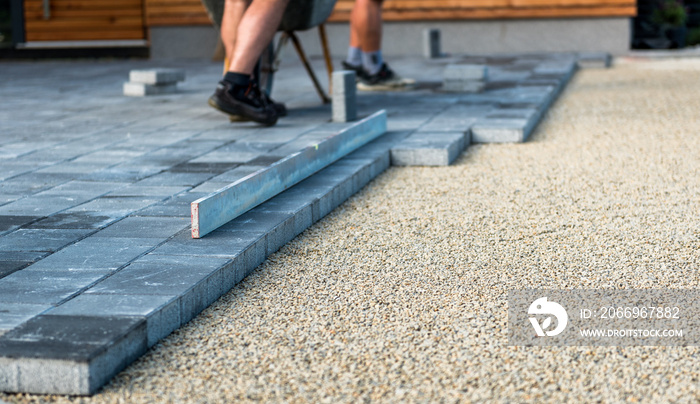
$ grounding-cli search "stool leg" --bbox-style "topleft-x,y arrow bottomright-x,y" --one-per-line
288,31 -> 331,104
318,24 -> 334,93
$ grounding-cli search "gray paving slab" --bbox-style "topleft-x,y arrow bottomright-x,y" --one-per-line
23,237 -> 164,272
391,132 -> 468,166
0,303 -> 53,334
91,216 -> 190,239
48,294 -> 180,348
0,270 -> 109,305
0,229 -> 93,253
0,54 -> 578,395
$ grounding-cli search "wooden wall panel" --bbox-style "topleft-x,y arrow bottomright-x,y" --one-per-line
329,0 -> 636,21
142,0 -> 636,28
24,0 -> 145,41
145,0 -> 212,26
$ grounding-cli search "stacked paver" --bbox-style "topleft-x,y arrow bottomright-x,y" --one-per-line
123,68 -> 186,96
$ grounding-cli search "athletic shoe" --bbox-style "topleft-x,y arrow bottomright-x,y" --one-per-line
208,80 -> 278,126
357,63 -> 416,91
341,61 -> 368,81
228,93 -> 287,122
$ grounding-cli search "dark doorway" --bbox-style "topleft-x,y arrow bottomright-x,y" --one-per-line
632,0 -> 700,48
0,0 -> 11,47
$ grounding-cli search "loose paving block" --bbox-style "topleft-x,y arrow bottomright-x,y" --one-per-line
123,82 -> 178,97
423,28 -> 441,59
191,110 -> 387,238
332,71 -> 357,122
391,132 -> 468,166
471,117 -> 539,143
129,68 -> 185,85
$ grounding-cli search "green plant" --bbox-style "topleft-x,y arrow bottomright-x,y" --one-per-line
688,27 -> 700,46
652,0 -> 688,27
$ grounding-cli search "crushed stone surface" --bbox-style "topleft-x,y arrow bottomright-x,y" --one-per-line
4,58 -> 700,403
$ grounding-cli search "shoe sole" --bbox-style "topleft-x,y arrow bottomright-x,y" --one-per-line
357,82 -> 415,92
208,95 -> 277,126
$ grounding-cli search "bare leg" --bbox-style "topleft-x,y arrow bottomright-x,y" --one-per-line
228,0 -> 290,75
220,0 -> 251,65
350,0 -> 383,52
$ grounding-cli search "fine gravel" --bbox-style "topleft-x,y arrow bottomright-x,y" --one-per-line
5,57 -> 700,403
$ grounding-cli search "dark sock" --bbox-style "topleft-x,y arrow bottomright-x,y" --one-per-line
223,72 -> 251,88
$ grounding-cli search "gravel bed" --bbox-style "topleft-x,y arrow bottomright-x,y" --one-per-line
4,58 -> 700,403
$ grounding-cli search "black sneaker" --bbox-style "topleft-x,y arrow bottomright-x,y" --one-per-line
341,61 -> 368,82
228,93 -> 287,122
208,80 -> 278,126
357,63 -> 415,91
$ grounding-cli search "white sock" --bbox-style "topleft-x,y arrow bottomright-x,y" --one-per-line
362,51 -> 384,75
346,47 -> 362,67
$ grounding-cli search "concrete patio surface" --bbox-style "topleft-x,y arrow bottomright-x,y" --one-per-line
0,53 -> 581,395
3,55 -> 691,403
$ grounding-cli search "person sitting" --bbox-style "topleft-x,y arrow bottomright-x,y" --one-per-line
208,0 -> 289,126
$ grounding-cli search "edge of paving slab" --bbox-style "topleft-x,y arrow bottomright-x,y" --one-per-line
0,129 -> 407,396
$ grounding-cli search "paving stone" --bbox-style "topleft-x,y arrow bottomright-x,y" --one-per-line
0,229 -> 92,252
332,70 -> 357,123
423,28 -> 441,59
92,216 -> 189,239
391,132 -> 467,166
128,68 -> 185,85
151,229 -> 266,260
187,143 -> 274,165
133,172 -> 216,187
78,165 -> 166,182
245,155 -> 286,167
0,303 -> 53,332
168,162 -> 240,174
105,185 -> 191,198
0,270 -> 109,304
85,255 -> 233,327
47,294 -> 179,348
68,196 -> 163,215
471,117 -> 538,143
0,215 -> 42,234
25,212 -> 121,230
0,261 -> 33,279
0,163 -> 40,181
189,181 -> 230,194
124,82 -> 178,97
0,195 -> 84,217
24,237 -> 163,272
134,192 -> 206,218
209,165 -> 267,184
0,315 -> 147,395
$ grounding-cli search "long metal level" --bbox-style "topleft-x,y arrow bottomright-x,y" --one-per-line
191,110 -> 387,238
